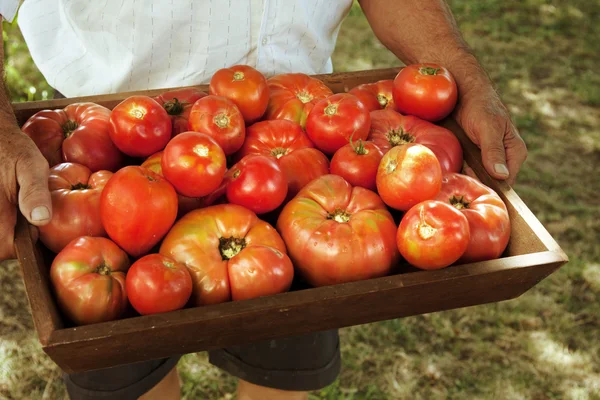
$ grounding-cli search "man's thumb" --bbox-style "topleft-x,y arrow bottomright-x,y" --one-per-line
16,156 -> 52,226
479,131 -> 509,180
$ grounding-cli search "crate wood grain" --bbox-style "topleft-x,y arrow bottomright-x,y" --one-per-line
12,68 -> 568,373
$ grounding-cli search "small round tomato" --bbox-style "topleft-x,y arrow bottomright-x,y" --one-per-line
376,143 -> 442,211
161,131 -> 227,198
348,80 -> 395,111
368,109 -> 463,173
109,95 -> 172,157
305,93 -> 371,155
435,173 -> 511,263
396,200 -> 470,270
187,95 -> 245,155
330,139 -> 383,192
392,63 -> 458,122
50,236 -> 130,326
39,163 -> 112,254
125,254 -> 193,315
154,88 -> 208,135
209,65 -> 269,124
225,155 -> 288,214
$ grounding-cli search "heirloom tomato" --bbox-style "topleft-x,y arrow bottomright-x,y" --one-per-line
368,109 -> 463,173
160,204 -> 293,305
435,173 -> 511,263
348,80 -> 395,111
39,163 -> 112,254
277,174 -> 399,287
154,88 -> 208,135
21,102 -> 125,171
50,236 -> 130,326
330,139 -> 383,192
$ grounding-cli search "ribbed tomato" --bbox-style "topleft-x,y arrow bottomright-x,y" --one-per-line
348,80 -> 395,111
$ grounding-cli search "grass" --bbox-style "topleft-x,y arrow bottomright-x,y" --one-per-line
2,0 -> 600,398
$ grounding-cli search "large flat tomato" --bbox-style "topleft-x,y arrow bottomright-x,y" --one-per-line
234,120 -> 329,198
305,93 -> 371,155
209,65 -> 269,124
376,143 -> 442,211
160,204 -> 293,305
348,80 -> 395,111
100,166 -> 178,257
50,236 -> 130,326
277,174 -> 399,287
368,109 -> 463,173
125,254 -> 192,315
22,102 -> 125,171
330,139 -> 383,192
161,131 -> 227,198
265,73 -> 333,128
392,63 -> 458,122
154,88 -> 208,135
109,95 -> 172,157
38,163 -> 112,254
396,200 -> 470,270
435,173 -> 511,263
187,95 -> 245,155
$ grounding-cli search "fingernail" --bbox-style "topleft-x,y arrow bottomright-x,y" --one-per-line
494,163 -> 509,177
31,206 -> 50,222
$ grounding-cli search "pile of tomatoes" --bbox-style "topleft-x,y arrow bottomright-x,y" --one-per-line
22,64 -> 510,326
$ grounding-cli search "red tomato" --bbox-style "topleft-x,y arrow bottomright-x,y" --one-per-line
305,93 -> 371,155
21,102 -> 125,171
154,88 -> 208,135
376,143 -> 442,211
265,73 -> 333,128
100,166 -> 178,257
38,163 -> 112,254
224,155 -> 288,214
109,95 -> 172,157
348,80 -> 395,111
187,95 -> 245,155
50,236 -> 130,325
209,65 -> 269,124
125,254 -> 193,315
396,200 -> 470,270
330,139 -> 383,192
160,204 -> 293,305
161,131 -> 227,198
234,120 -> 329,198
392,63 -> 458,122
435,173 -> 511,263
368,109 -> 463,173
277,174 -> 400,287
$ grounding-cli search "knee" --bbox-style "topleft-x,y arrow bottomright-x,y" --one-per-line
236,379 -> 309,400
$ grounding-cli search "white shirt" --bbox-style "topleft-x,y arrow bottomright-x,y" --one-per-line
1,0 -> 353,97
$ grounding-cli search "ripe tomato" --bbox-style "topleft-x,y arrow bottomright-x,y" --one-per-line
125,254 -> 193,315
224,155 -> 288,214
234,120 -> 329,198
21,102 -> 125,171
435,173 -> 511,263
265,73 -> 333,128
392,63 -> 458,122
396,200 -> 470,270
305,93 -> 371,155
376,143 -> 442,211
160,204 -> 293,305
330,139 -> 383,192
209,65 -> 269,124
277,174 -> 399,287
109,95 -> 172,157
348,80 -> 395,111
38,163 -> 112,254
100,166 -> 178,257
187,95 -> 245,155
161,131 -> 227,198
50,236 -> 130,326
154,88 -> 208,135
368,109 -> 463,173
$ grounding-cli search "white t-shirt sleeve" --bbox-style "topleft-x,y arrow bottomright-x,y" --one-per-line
0,0 -> 22,23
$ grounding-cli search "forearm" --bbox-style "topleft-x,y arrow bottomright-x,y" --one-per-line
0,16 -> 19,127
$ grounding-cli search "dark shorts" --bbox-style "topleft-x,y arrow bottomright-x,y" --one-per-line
64,330 -> 341,399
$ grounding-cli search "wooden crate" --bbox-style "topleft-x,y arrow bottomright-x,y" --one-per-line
13,68 -> 568,373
